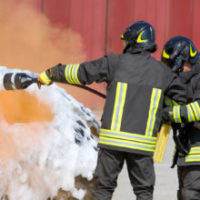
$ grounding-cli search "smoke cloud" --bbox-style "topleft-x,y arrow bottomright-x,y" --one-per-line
0,0 -> 86,70
0,1 -> 100,199
0,0 -> 105,109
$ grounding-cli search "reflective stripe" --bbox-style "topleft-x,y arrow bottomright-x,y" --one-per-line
111,82 -> 127,131
186,104 -> 196,122
65,64 -> 73,83
99,129 -> 156,152
190,101 -> 200,121
173,106 -> 182,123
74,64 -> 81,84
190,44 -> 197,57
164,96 -> 173,106
99,137 -> 155,152
64,64 -> 81,84
162,49 -> 170,59
136,31 -> 148,43
100,129 -> 156,144
145,88 -> 162,137
185,156 -> 200,162
164,96 -> 179,106
187,146 -> 200,153
185,147 -> 200,162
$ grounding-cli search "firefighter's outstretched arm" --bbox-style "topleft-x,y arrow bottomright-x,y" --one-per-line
38,63 -> 80,85
38,57 -> 112,86
162,100 -> 200,123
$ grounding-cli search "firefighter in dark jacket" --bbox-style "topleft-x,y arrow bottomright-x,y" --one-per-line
38,21 -> 187,200
0,66 -> 36,90
161,36 -> 200,200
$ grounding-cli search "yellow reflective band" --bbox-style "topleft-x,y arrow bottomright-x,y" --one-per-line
194,101 -> 200,117
111,82 -> 128,131
188,146 -> 200,153
99,136 -> 155,152
190,147 -> 200,150
190,44 -> 197,57
164,96 -> 179,107
185,156 -> 200,162
68,64 -> 74,84
173,106 -> 182,123
136,31 -> 148,43
185,146 -> 200,162
186,104 -> 196,122
100,128 -> 156,144
70,64 -> 78,84
121,34 -> 124,40
65,64 -> 74,84
64,64 -> 82,84
69,64 -> 81,85
164,96 -> 173,106
74,64 -> 81,84
117,83 -> 127,130
162,49 -> 170,59
145,88 -> 162,137
111,82 -> 121,130
100,133 -> 155,145
190,101 -> 200,121
172,99 -> 178,105
39,71 -> 52,85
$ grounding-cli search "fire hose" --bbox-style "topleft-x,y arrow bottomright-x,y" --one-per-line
31,78 -> 106,99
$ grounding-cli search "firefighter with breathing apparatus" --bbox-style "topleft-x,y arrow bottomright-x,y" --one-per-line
37,21 -> 187,200
161,36 -> 200,200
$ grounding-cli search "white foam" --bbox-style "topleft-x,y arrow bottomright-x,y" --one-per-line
0,69 -> 99,200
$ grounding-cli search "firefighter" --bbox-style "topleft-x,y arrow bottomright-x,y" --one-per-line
161,36 -> 200,200
38,21 -> 187,200
0,66 -> 35,90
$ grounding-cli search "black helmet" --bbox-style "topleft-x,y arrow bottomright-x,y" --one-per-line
161,36 -> 199,73
121,21 -> 157,53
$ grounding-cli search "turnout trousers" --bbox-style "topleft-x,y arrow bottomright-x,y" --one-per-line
177,165 -> 200,200
92,148 -> 155,200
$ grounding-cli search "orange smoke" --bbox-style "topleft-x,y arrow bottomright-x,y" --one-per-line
0,0 -> 105,109
0,0 -> 88,160
0,0 -> 86,70
0,0 -> 87,120
0,90 -> 53,124
0,90 -> 53,160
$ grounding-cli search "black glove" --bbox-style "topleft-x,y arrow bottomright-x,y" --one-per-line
14,73 -> 35,89
161,106 -> 173,123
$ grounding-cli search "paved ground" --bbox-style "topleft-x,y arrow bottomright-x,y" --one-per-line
93,110 -> 178,200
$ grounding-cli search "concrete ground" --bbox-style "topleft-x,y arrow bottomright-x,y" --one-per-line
93,110 -> 178,200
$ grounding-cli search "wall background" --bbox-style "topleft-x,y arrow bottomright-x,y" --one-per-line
0,0 -> 200,109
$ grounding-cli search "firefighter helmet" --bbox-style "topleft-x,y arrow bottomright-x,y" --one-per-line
161,36 -> 199,73
121,21 -> 157,52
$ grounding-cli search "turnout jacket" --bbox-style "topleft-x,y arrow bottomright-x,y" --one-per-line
48,51 -> 187,155
168,62 -> 200,165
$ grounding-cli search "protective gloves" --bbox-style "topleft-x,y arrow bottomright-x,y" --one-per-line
37,70 -> 52,86
161,106 -> 173,123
